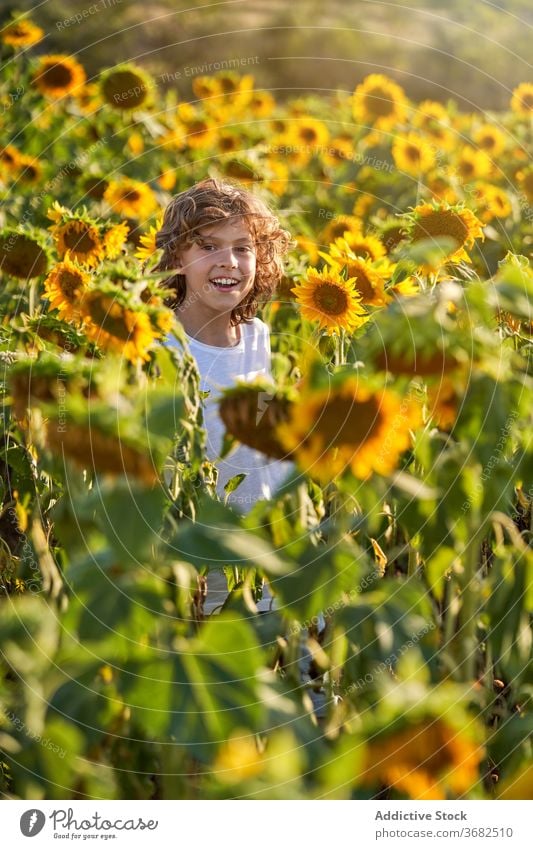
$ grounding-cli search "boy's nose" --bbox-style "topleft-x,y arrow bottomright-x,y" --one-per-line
217,249 -> 238,268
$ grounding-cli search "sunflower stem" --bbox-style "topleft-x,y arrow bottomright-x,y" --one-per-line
456,532 -> 482,683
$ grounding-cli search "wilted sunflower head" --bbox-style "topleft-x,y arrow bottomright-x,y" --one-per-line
99,63 -> 155,111
32,54 -> 86,98
0,228 -> 49,279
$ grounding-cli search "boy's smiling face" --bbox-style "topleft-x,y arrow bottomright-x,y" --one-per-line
175,217 -> 257,319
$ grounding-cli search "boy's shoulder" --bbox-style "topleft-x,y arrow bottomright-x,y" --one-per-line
241,316 -> 270,342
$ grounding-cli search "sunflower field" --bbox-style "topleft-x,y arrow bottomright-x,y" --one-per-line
1,13 -> 533,803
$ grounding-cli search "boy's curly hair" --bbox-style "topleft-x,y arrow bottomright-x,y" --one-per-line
154,177 -> 292,325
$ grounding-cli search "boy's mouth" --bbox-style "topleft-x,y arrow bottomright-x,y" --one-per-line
210,276 -> 241,291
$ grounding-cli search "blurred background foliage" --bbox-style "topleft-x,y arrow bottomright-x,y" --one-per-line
5,0 -> 533,110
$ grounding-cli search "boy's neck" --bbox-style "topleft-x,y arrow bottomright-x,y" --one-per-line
176,306 -> 241,347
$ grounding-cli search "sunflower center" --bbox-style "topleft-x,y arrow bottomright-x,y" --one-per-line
58,270 -> 84,300
349,239 -> 375,259
520,93 -> 533,110
40,62 -> 74,89
300,127 -> 318,143
63,225 -> 99,254
346,263 -> 376,301
87,297 -> 131,340
412,210 -> 469,248
364,88 -> 395,117
314,394 -> 382,447
313,282 -> 349,316
405,144 -> 422,163
119,188 -> 141,204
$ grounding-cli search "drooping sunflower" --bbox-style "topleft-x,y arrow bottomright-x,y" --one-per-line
360,718 -> 483,800
1,17 -> 44,47
392,132 -> 436,176
81,291 -> 160,363
219,379 -> 295,460
43,253 -> 91,323
99,63 -> 154,111
32,55 -> 86,98
104,178 -> 157,220
276,378 -> 420,483
52,219 -> 105,268
46,418 -> 159,485
0,229 -> 49,279
510,82 -> 533,115
352,74 -> 408,130
407,201 -> 484,267
103,222 -> 130,259
472,124 -> 506,157
291,266 -> 367,334
322,241 -> 392,307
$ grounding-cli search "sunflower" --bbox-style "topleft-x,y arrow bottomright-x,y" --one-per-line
510,82 -> 533,115
32,55 -> 86,98
320,214 -> 365,247
52,219 -> 105,268
216,72 -> 254,108
222,158 -> 261,185
276,378 -> 420,483
291,266 -> 367,334
192,75 -> 221,100
213,731 -> 264,784
17,154 -> 43,184
219,380 -> 295,460
263,159 -> 289,196
216,131 -> 240,153
378,219 -> 408,255
103,222 -> 130,259
104,178 -> 157,220
290,117 -> 330,152
43,253 -> 91,322
426,378 -> 459,430
134,218 -> 162,262
46,420 -> 159,485
157,170 -> 176,191
322,241 -> 392,307
0,229 -> 49,279
183,117 -> 217,150
360,718 -> 482,800
249,90 -> 276,117
81,292 -> 159,363
412,100 -> 454,148
453,146 -> 492,183
320,137 -> 354,169
74,82 -> 103,115
392,132 -> 436,175
295,235 -> 320,265
471,183 -> 512,223
1,18 -> 44,47
338,231 -> 386,262
100,64 -> 154,111
352,74 -> 408,130
472,124 -> 506,157
0,144 -> 22,172
407,201 -> 484,267
516,166 -> 533,203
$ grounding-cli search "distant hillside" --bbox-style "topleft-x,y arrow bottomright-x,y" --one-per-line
4,0 -> 532,108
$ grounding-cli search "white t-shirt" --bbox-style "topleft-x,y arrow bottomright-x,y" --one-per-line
166,317 -> 293,513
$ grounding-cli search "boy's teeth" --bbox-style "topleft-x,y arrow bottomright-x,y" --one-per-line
212,277 -> 238,287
